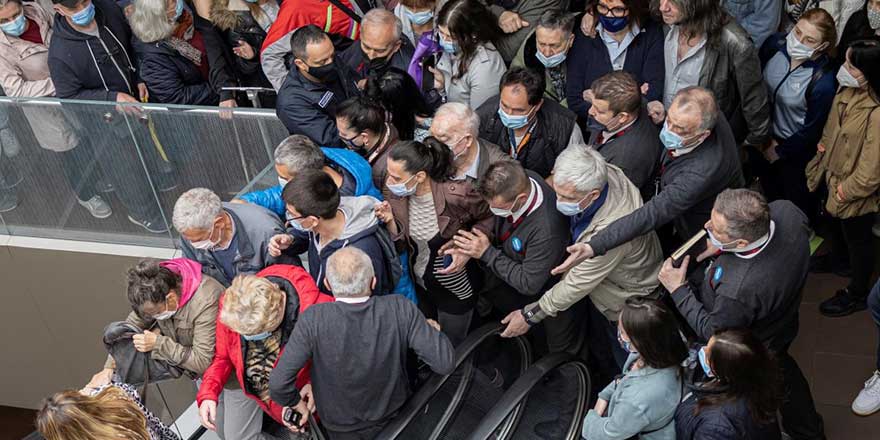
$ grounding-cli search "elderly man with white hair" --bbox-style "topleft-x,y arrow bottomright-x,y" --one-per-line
269,247 -> 454,439
430,102 -> 508,182
173,188 -> 296,286
504,146 -> 663,381
341,8 -> 414,80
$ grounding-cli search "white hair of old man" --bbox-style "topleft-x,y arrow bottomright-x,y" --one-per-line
129,0 -> 175,44
552,145 -> 608,194
325,247 -> 375,298
172,188 -> 223,233
434,102 -> 480,137
362,8 -> 402,41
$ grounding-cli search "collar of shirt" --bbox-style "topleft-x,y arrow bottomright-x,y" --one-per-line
510,178 -> 543,223
599,22 -> 641,62
666,25 -> 708,65
452,140 -> 482,181
601,116 -> 638,142
335,296 -> 371,304
734,220 -> 776,259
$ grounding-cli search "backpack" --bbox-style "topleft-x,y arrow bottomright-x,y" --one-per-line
374,225 -> 419,304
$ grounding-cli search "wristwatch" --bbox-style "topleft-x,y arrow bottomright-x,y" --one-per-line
521,308 -> 538,326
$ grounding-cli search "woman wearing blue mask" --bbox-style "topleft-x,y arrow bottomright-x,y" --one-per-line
565,0 -> 665,125
430,0 -> 506,109
583,297 -> 686,440
128,0 -> 236,107
675,328 -> 782,440
754,8 -> 837,225
394,0 -> 436,46
374,137 -> 492,345
197,268 -> 332,439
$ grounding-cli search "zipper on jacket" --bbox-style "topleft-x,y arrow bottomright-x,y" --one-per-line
96,28 -> 133,95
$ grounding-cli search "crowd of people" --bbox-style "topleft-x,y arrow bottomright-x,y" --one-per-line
2,0 -> 879,438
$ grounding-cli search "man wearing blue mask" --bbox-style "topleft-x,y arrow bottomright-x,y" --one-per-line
500,146 -> 661,381
510,10 -> 576,107
553,87 -> 743,273
476,66 -> 582,178
657,188 -> 824,440
449,160 -> 571,352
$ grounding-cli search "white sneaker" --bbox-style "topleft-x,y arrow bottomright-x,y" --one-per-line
852,370 -> 880,416
78,195 -> 112,219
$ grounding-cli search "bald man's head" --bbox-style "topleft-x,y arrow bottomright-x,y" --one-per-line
325,247 -> 376,297
670,86 -> 718,132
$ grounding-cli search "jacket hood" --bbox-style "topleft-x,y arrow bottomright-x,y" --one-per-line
338,195 -> 381,241
160,258 -> 203,308
210,0 -> 242,32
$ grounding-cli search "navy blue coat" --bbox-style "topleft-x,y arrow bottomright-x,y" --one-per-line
131,14 -> 236,105
565,19 -> 665,121
48,0 -> 139,101
275,61 -> 361,147
675,385 -> 781,440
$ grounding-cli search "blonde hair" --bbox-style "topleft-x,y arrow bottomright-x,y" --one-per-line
220,275 -> 286,335
36,387 -> 150,440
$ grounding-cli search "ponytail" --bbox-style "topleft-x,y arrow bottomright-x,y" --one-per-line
389,137 -> 454,182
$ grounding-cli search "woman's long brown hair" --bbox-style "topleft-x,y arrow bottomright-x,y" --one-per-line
36,386 -> 151,440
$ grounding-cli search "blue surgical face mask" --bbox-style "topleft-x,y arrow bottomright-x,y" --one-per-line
0,13 -> 27,37
698,346 -> 714,377
706,228 -> 738,251
288,217 -> 312,233
599,15 -> 629,33
660,121 -> 704,151
439,35 -> 458,54
617,328 -> 637,354
174,0 -> 184,21
536,49 -> 567,68
71,2 -> 96,26
386,174 -> 418,197
242,331 -> 272,342
556,193 -> 590,217
498,106 -> 534,129
405,7 -> 434,26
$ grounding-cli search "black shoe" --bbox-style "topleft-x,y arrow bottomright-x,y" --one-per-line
819,289 -> 867,317
0,191 -> 18,212
127,215 -> 169,234
809,254 -> 851,277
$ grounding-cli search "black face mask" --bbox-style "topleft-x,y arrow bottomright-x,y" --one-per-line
308,62 -> 339,83
362,50 -> 392,74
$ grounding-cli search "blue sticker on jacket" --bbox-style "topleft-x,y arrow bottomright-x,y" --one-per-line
713,266 -> 723,283
511,237 -> 523,252
318,91 -> 334,109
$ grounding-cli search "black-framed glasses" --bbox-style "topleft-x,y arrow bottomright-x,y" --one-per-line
596,3 -> 629,17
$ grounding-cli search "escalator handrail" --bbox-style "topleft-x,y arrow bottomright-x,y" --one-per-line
466,353 -> 591,440
374,322 -> 506,439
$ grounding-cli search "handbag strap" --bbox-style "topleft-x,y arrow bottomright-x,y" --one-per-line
326,0 -> 361,23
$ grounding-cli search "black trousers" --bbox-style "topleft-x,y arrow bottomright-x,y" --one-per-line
323,419 -> 391,440
58,143 -> 100,202
834,213 -> 877,298
758,157 -> 817,225
778,349 -> 826,440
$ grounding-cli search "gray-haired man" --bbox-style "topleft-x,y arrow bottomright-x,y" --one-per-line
173,188 -> 297,286
510,10 -> 576,107
269,247 -> 454,439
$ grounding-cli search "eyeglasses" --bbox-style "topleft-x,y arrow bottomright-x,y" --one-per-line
596,4 -> 629,17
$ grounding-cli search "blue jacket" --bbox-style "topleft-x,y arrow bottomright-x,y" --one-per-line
722,0 -> 782,49
48,0 -> 139,101
240,147 -> 382,216
565,19 -> 665,121
760,32 -> 837,163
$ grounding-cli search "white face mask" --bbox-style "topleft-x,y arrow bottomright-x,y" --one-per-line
190,224 -> 220,250
837,64 -> 862,89
278,177 -> 289,188
786,31 -> 818,60
868,7 -> 880,30
153,302 -> 176,320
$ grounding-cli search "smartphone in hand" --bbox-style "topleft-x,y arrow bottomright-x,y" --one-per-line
283,406 -> 302,428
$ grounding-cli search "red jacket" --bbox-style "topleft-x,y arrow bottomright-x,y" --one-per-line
261,0 -> 360,53
196,265 -> 333,424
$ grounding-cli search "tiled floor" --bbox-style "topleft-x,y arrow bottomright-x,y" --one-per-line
1,273 -> 878,440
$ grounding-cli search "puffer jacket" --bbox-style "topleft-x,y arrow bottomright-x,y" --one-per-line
196,264 -> 333,425
806,87 -> 880,219
698,20 -> 771,148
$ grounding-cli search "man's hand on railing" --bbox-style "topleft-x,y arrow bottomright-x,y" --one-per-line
115,92 -> 143,115
219,99 -> 236,120
138,83 -> 149,102
198,399 -> 218,431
